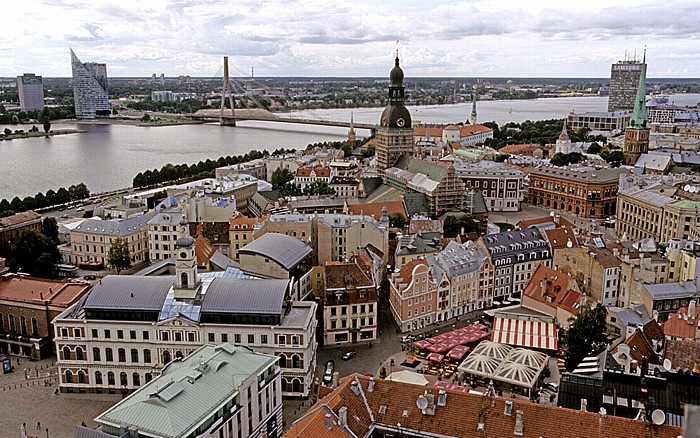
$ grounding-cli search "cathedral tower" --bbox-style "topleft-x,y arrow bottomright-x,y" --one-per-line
375,52 -> 414,178
622,51 -> 649,166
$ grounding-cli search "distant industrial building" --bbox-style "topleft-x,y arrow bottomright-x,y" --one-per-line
151,90 -> 174,102
70,48 -> 110,119
16,73 -> 44,111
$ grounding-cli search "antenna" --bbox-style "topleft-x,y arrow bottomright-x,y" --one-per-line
416,395 -> 429,410
651,409 -> 665,425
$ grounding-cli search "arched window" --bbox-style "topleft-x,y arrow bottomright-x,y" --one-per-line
131,349 -> 139,363
181,272 -> 188,288
143,349 -> 151,363
31,317 -> 38,336
175,350 -> 183,359
0,313 -> 4,332
133,373 -> 141,387
8,314 -> 15,332
65,370 -> 73,384
92,347 -> 101,362
78,370 -> 86,384
107,372 -> 115,385
95,371 -> 103,385
118,348 -> 126,362
292,354 -> 300,369
162,350 -> 171,364
62,346 -> 71,360
145,373 -> 153,383
281,378 -> 288,393
105,348 -> 113,362
292,378 -> 301,393
20,315 -> 27,335
120,372 -> 127,386
75,347 -> 84,361
278,353 -> 288,368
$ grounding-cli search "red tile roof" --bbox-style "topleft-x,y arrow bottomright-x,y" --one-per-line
194,234 -> 215,267
347,200 -> 406,220
543,226 -> 579,249
664,339 -> 700,370
518,216 -> 575,230
499,143 -> 544,156
522,265 -> 585,314
296,165 -> 331,178
459,124 -> 492,136
414,127 -> 443,138
622,328 -> 659,364
285,374 -> 683,438
662,307 -> 699,340
228,212 -> 266,231
0,273 -> 90,307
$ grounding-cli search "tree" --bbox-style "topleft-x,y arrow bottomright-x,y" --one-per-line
443,214 -> 483,237
562,302 -> 608,370
389,213 -> 407,230
303,180 -> 336,196
107,238 -> 132,274
42,116 -> 51,134
587,142 -> 602,155
42,217 -> 59,244
271,167 -> 295,190
9,229 -> 60,277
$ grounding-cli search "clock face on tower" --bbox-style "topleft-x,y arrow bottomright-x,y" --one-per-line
396,117 -> 405,127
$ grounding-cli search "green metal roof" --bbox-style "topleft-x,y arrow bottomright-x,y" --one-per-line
95,344 -> 276,438
668,199 -> 700,209
628,52 -> 648,129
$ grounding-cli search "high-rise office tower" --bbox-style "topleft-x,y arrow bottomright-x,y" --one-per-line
70,49 -> 110,119
375,52 -> 414,178
622,52 -> 649,166
16,74 -> 44,111
608,54 -> 645,112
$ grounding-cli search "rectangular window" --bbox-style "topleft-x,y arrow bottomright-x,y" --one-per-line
234,334 -> 241,344
162,331 -> 169,341
208,333 -> 215,343
174,332 -> 182,342
142,331 -> 149,340
221,333 -> 228,343
91,329 -> 98,339
187,332 -> 195,342
278,335 -> 286,345
130,330 -> 136,340
248,334 -> 255,344
104,329 -> 111,339
261,334 -> 268,344
117,330 -> 123,339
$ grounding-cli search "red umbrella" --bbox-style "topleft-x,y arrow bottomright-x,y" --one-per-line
447,345 -> 470,360
427,352 -> 445,362
413,340 -> 432,349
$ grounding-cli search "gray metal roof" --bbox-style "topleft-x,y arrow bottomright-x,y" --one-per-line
73,426 -> 115,438
239,233 -> 312,270
643,281 -> 700,300
429,241 -> 487,279
396,231 -> 443,257
201,278 -> 288,314
74,211 -> 157,237
480,228 -> 550,263
530,165 -> 629,184
608,304 -> 650,327
83,276 -> 173,311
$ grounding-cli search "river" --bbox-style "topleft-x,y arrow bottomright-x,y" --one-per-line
2,93 -> 699,199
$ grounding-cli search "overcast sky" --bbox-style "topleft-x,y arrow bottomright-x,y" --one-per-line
3,0 -> 698,78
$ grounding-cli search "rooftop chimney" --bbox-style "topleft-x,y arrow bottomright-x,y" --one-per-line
339,406 -> 348,428
505,400 -> 513,416
581,399 -> 588,412
325,413 -> 332,430
368,376 -> 375,392
641,355 -> 649,377
514,410 -> 524,436
350,380 -> 360,395
437,389 -> 447,407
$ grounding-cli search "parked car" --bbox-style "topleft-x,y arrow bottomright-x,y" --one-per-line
401,335 -> 417,343
341,351 -> 356,361
83,275 -> 96,280
76,206 -> 85,212
322,360 -> 335,385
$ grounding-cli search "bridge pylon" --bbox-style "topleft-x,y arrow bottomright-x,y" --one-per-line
220,56 -> 236,126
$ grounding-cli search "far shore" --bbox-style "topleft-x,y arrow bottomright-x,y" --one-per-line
60,117 -> 206,127
0,128 -> 85,141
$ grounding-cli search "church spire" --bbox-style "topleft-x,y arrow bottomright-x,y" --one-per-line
469,87 -> 478,125
558,117 -> 570,141
629,48 -> 647,129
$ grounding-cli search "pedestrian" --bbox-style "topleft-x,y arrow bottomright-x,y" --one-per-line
37,421 -> 40,430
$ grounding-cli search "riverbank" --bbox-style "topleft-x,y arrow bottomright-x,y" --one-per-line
59,117 -> 206,127
0,128 -> 84,141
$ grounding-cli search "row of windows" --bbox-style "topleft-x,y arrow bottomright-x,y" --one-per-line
0,314 -> 39,336
205,332 -> 301,347
65,369 -> 153,387
329,304 -> 374,316
63,346 -> 153,364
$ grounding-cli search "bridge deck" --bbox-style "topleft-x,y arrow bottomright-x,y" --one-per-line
192,108 -> 375,130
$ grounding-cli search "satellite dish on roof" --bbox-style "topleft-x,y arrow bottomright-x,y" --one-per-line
651,409 -> 666,425
416,395 -> 429,410
663,358 -> 672,371
567,239 -> 573,248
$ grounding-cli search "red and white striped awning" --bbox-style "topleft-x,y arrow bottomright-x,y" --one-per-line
491,316 -> 558,351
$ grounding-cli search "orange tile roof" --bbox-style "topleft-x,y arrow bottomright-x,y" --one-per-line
296,165 -> 331,178
499,143 -> 541,155
194,234 -> 215,267
523,265 -> 585,313
286,374 -> 683,438
414,127 -> 444,138
459,124 -> 492,136
347,200 -> 406,220
394,259 -> 428,288
664,339 -> 700,370
543,226 -> 578,249
622,328 -> 658,364
662,307 -> 699,340
0,273 -> 90,306
228,212 -> 266,231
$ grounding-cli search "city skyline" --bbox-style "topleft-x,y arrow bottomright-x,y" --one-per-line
2,1 -> 699,79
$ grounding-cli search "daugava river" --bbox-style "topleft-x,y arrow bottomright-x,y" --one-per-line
2,94 -> 700,199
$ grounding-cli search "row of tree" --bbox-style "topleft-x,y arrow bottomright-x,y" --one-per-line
482,120 -> 608,149
0,105 -> 74,125
132,150 -> 269,188
0,183 -> 90,217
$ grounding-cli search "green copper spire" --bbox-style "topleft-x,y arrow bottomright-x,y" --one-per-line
469,85 -> 478,125
629,49 -> 647,129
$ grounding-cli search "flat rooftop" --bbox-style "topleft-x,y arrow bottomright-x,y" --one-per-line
0,273 -> 90,306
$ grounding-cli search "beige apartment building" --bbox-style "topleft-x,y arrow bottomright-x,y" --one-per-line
253,213 -> 389,267
554,244 -> 621,306
71,212 -> 156,266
